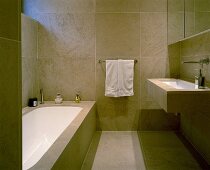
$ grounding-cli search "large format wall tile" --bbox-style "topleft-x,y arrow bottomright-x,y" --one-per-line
22,57 -> 39,107
140,0 -> 167,12
140,57 -> 167,109
139,109 -> 179,131
0,0 -> 20,40
0,38 -> 21,169
39,57 -> 95,101
140,12 -> 167,58
22,14 -> 38,58
96,0 -> 140,12
96,13 -> 140,58
38,13 -> 95,58
22,14 -> 39,107
37,13 -> 96,100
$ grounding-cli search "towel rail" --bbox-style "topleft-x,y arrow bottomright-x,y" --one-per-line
98,59 -> 138,64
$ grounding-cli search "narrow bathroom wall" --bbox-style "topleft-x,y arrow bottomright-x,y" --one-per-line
95,1 -> 140,130
0,0 -> 22,169
22,14 -> 39,107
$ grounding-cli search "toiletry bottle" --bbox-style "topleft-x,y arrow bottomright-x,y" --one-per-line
198,69 -> 205,89
75,94 -> 81,103
55,93 -> 63,104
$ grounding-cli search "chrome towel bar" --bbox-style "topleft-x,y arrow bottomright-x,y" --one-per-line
98,59 -> 138,64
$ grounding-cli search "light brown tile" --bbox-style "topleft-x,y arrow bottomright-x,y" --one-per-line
140,57 -> 167,109
96,13 -> 140,57
139,131 -> 202,170
168,42 -> 181,78
92,132 -> 146,170
37,13 -> 95,58
168,0 -> 184,12
96,0 -> 140,12
140,0 -> 167,12
140,12 -> 167,57
195,12 -> 210,34
22,57 -> 39,107
195,0 -> 210,12
139,109 -> 180,131
0,0 -> 19,40
0,38 -> 21,169
21,14 -> 38,58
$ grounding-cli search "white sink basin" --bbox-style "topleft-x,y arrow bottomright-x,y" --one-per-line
159,79 -> 195,89
147,78 -> 210,113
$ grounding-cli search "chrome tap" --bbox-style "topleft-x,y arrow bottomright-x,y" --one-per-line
40,89 -> 44,104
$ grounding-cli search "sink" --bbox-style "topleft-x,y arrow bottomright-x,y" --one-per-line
159,79 -> 195,89
147,78 -> 210,113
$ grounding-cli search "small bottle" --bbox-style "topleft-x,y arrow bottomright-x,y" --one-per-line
75,94 -> 81,103
55,93 -> 63,104
198,69 -> 205,89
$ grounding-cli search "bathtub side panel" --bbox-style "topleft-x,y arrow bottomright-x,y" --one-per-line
52,104 -> 96,170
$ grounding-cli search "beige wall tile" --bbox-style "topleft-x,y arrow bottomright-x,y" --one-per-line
139,109 -> 180,131
140,0 -> 167,12
96,0 -> 140,12
38,13 -> 95,58
168,43 -> 180,78
185,12 -> 195,37
195,12 -> 210,34
195,0 -> 210,12
0,38 -> 21,169
168,12 -> 185,44
22,14 -> 39,107
140,57 -> 167,109
140,12 -> 167,57
168,0 -> 184,12
22,14 -> 38,58
96,13 -> 140,57
0,0 -> 20,40
181,32 -> 210,57
22,57 -> 39,107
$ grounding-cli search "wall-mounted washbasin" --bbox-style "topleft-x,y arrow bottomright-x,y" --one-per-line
159,79 -> 195,89
147,78 -> 210,113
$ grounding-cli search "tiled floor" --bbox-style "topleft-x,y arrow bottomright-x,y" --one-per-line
84,131 -> 146,170
139,131 -> 202,170
82,131 -> 205,170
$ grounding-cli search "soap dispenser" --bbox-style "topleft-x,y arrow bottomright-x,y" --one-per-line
198,69 -> 205,89
55,93 -> 63,104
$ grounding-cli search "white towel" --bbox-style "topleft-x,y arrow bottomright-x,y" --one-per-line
105,59 -> 134,97
105,60 -> 118,97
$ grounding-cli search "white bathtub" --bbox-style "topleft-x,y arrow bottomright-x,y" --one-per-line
22,106 -> 82,170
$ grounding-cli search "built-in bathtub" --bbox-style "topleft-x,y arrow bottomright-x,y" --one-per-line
22,101 -> 96,170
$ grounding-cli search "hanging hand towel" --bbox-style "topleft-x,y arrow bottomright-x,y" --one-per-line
105,59 -> 134,97
118,60 -> 134,97
105,60 -> 119,97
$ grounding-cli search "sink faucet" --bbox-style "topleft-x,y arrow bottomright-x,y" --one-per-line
40,89 -> 44,104
195,69 -> 205,89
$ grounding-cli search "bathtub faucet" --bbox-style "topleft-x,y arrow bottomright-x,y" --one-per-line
40,89 -> 44,104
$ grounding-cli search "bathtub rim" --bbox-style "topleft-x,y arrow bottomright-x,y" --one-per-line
22,101 -> 96,170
